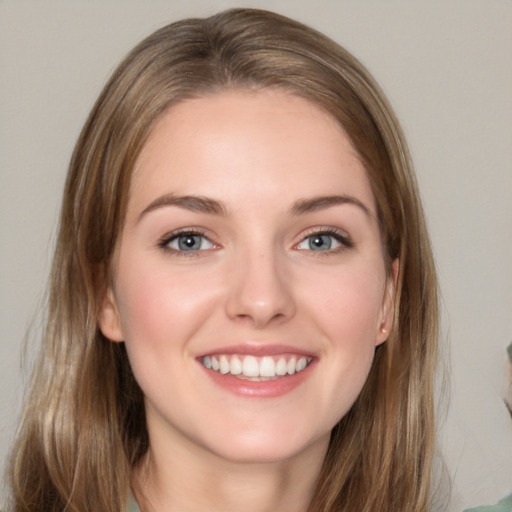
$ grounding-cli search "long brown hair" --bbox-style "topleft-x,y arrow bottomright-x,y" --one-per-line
8,8 -> 439,511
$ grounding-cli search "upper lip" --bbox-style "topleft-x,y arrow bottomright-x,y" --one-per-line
197,342 -> 317,359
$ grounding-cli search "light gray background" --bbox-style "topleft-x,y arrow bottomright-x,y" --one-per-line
1,1 -> 511,509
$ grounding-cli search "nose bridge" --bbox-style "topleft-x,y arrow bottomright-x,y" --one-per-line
225,239 -> 296,327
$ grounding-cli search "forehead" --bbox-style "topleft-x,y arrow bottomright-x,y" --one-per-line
130,89 -> 376,217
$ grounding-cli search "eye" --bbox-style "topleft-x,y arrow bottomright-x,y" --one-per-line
159,230 -> 216,253
295,229 -> 352,252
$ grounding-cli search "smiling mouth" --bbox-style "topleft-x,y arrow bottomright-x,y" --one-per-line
201,354 -> 313,380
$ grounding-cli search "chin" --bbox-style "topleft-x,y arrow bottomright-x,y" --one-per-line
199,426 -> 329,465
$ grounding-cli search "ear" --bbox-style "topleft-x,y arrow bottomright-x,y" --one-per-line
375,258 -> 399,346
98,287 -> 124,342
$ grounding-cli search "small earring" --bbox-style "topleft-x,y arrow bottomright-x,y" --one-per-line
380,327 -> 388,334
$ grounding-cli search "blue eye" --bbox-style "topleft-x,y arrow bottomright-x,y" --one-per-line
307,234 -> 335,250
161,232 -> 215,252
296,230 -> 351,252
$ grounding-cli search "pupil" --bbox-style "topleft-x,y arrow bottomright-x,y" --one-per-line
179,235 -> 200,250
310,235 -> 331,250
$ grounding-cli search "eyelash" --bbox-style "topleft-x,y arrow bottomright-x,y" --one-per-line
295,227 -> 354,255
157,229 -> 217,257
157,227 -> 353,256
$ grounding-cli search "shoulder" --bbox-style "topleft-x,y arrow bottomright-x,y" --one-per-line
463,494 -> 512,512
127,494 -> 141,512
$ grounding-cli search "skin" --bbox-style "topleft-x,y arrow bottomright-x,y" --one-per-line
99,89 -> 396,512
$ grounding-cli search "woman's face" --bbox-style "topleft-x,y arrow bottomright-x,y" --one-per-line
100,89 -> 395,464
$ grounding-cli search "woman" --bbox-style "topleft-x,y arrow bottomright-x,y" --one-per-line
7,8 -> 439,512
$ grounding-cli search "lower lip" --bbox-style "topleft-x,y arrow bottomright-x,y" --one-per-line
200,361 -> 315,398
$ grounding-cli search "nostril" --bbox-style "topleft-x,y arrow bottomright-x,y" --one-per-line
224,259 -> 297,326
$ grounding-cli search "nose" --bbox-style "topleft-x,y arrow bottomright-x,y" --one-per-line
224,249 -> 296,328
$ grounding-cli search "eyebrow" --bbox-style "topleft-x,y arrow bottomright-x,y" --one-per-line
289,195 -> 371,217
137,193 -> 371,222
138,194 -> 228,222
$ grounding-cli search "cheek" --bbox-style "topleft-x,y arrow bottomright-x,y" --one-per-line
112,257 -> 226,412
300,263 -> 385,411
305,262 -> 385,340
113,256 -> 221,362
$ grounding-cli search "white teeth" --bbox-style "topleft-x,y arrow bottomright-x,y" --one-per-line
287,356 -> 296,375
297,357 -> 307,372
242,355 -> 260,377
202,354 -> 312,378
259,356 -> 275,377
219,355 -> 230,375
275,357 -> 287,376
230,355 -> 242,375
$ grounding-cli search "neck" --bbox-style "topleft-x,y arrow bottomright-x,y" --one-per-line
133,426 -> 329,512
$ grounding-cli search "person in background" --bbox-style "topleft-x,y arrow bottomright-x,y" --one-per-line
463,343 -> 512,512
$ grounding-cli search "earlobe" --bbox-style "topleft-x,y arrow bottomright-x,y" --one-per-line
98,288 -> 124,342
375,258 -> 399,346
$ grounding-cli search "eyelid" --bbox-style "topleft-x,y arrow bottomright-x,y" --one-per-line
157,228 -> 220,255
293,226 -> 353,252
156,226 -> 353,256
